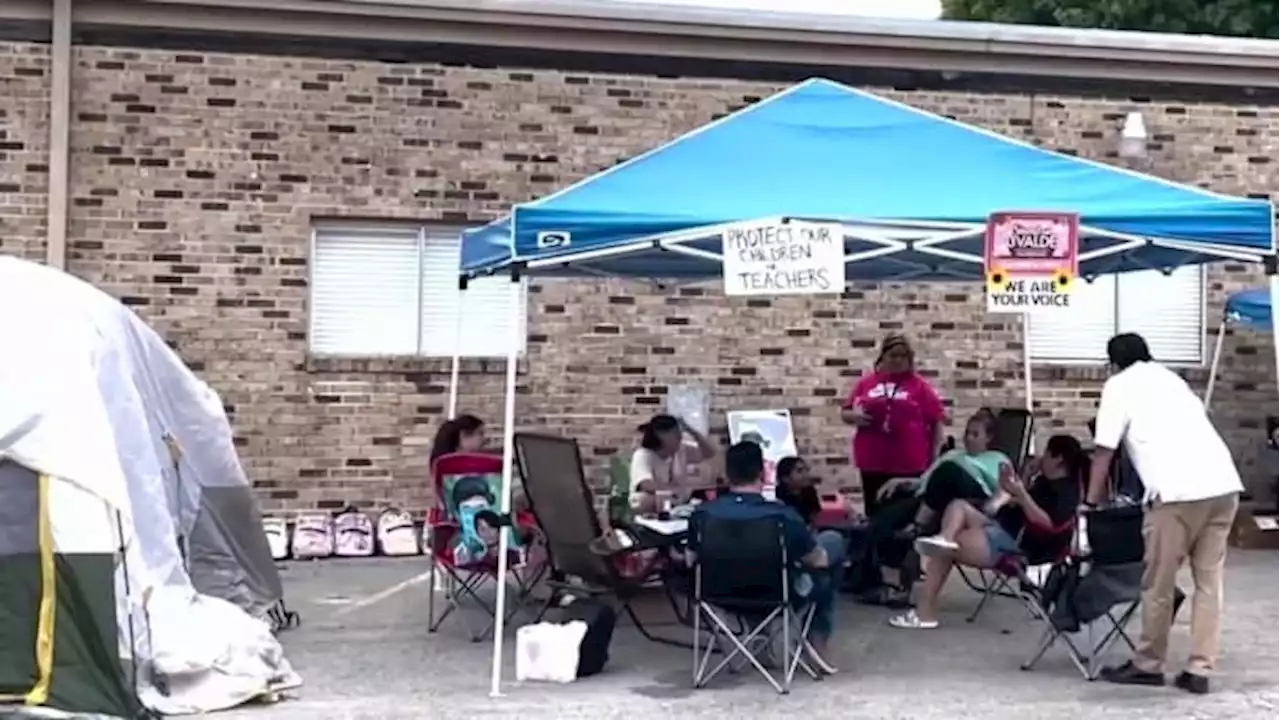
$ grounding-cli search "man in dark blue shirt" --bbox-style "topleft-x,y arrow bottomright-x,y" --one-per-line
688,441 -> 846,673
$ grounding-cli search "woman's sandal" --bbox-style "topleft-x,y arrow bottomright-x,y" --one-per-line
888,610 -> 939,630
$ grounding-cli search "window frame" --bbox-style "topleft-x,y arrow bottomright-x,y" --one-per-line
306,221 -> 527,360
1027,265 -> 1207,368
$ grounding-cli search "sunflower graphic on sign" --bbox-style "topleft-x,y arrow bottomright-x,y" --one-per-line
983,211 -> 1080,314
986,265 -> 1008,293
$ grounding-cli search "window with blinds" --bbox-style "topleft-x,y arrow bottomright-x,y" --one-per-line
1026,266 -> 1204,365
309,224 -> 526,358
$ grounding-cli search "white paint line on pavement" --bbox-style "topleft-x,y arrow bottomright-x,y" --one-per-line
329,570 -> 435,617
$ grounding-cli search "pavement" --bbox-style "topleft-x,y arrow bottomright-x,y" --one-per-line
223,551 -> 1278,720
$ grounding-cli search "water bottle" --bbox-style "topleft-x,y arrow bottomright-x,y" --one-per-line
1075,513 -> 1091,557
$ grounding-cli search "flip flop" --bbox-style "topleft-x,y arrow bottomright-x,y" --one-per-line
888,610 -> 939,630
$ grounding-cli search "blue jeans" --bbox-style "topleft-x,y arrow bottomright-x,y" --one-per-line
794,529 -> 847,640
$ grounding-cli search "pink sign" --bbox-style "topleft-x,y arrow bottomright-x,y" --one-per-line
984,212 -> 1079,280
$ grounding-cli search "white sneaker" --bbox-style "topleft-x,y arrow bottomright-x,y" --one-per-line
914,535 -> 959,557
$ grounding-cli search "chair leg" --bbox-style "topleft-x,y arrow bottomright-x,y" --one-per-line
958,566 -> 987,594
429,565 -> 472,635
779,606 -> 791,695
1082,603 -> 1140,680
427,559 -> 439,633
623,598 -> 702,650
1019,602 -> 1060,672
533,589 -> 559,623
697,606 -> 786,694
787,606 -> 820,684
691,592 -> 701,687
456,572 -> 491,642
466,568 -> 543,643
966,574 -> 1003,623
1018,599 -> 1096,681
428,568 -> 495,641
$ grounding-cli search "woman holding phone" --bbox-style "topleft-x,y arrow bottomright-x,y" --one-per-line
842,334 -> 946,517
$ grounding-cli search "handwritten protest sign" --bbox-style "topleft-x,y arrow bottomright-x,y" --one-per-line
722,221 -> 845,297
984,212 -> 1079,314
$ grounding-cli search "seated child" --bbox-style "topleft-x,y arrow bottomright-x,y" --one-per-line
774,456 -> 822,526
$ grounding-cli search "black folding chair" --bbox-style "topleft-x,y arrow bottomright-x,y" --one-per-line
691,515 -> 820,694
992,407 -> 1035,471
1020,505 -> 1156,680
513,432 -> 692,647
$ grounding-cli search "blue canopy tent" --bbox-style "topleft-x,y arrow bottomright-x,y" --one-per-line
460,77 -> 1273,284
1206,288 -> 1277,407
452,78 -> 1278,696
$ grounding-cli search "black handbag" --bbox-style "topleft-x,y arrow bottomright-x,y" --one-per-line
556,600 -> 616,678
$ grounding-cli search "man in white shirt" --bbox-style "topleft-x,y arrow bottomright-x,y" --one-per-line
1086,333 -> 1242,695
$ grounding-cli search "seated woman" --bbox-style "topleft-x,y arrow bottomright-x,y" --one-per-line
629,413 -> 715,516
888,434 -> 1085,629
875,408 -> 1009,537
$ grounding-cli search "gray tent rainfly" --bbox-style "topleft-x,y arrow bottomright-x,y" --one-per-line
0,257 -> 300,718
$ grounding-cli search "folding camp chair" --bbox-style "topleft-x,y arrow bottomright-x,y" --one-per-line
992,408 -> 1035,471
964,508 -> 1076,624
1019,505 -> 1151,680
513,433 -> 692,647
691,514 -> 820,694
427,452 -> 546,642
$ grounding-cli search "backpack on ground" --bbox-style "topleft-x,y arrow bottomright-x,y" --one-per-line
556,599 -> 616,678
263,517 -> 291,561
377,508 -> 420,556
292,513 -> 334,559
333,506 -> 376,557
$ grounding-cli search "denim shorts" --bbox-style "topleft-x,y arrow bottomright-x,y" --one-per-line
983,521 -> 1020,564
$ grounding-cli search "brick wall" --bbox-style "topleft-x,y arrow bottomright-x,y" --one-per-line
0,43 -> 49,261
0,41 -> 1276,513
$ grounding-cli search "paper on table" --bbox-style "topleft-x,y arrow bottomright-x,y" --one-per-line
632,517 -> 689,536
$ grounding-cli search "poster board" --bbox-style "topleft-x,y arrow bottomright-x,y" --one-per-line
726,409 -> 798,499
984,212 -> 1079,314
665,384 -> 710,438
722,220 -> 846,296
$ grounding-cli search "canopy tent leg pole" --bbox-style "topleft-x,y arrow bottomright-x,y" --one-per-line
1204,317 -> 1227,409
446,279 -> 467,419
1022,314 -> 1036,454
488,268 -> 522,698
1269,260 -> 1279,471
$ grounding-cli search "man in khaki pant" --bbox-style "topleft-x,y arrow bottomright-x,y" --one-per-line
1086,333 -> 1243,695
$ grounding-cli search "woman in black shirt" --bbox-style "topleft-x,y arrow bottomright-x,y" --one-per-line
890,434 -> 1084,630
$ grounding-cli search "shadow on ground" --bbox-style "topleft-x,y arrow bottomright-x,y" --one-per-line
221,551 -> 1279,720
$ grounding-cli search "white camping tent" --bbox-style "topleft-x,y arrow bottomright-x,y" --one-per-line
0,257 -> 300,716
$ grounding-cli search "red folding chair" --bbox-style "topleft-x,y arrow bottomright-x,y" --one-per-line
964,498 -> 1077,624
427,452 -> 545,642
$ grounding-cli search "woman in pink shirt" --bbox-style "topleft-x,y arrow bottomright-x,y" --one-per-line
841,334 -> 946,517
